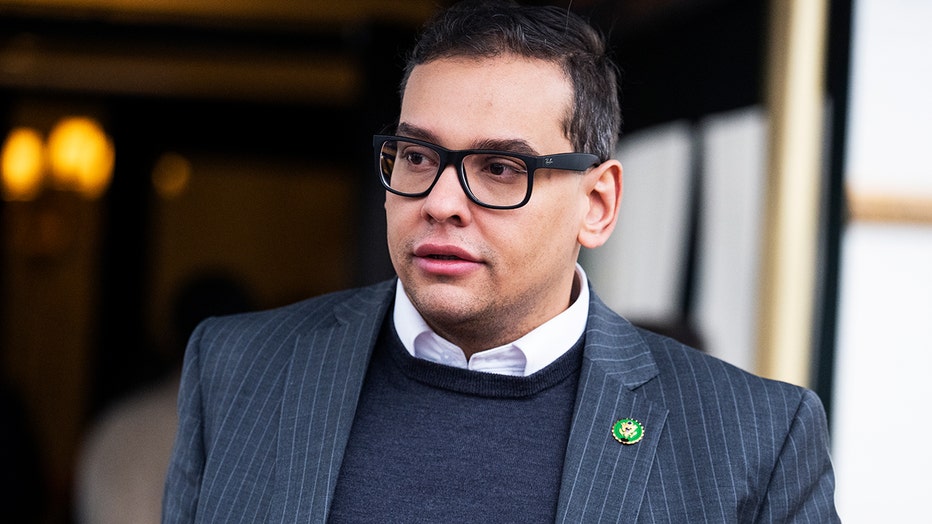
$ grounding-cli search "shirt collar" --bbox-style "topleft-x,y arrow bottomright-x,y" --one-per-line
393,264 -> 590,376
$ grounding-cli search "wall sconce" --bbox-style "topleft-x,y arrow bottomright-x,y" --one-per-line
0,116 -> 114,259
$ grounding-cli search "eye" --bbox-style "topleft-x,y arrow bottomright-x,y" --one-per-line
405,152 -> 426,165
477,155 -> 527,179
488,162 -> 508,175
397,144 -> 438,171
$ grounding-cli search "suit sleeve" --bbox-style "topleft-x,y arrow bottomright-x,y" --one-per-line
756,388 -> 840,523
162,321 -> 208,523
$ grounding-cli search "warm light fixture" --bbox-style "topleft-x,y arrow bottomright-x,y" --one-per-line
0,116 -> 115,202
1,127 -> 46,201
47,117 -> 115,200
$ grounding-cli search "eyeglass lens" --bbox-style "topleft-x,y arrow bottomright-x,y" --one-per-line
379,139 -> 530,208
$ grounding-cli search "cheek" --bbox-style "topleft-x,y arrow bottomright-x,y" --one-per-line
385,196 -> 415,230
384,198 -> 413,253
490,214 -> 561,264
526,186 -> 585,238
514,203 -> 585,268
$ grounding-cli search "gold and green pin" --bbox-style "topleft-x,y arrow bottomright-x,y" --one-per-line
611,418 -> 644,445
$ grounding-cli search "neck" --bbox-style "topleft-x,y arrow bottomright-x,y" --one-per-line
429,269 -> 582,360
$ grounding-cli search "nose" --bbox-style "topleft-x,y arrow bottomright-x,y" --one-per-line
420,163 -> 472,225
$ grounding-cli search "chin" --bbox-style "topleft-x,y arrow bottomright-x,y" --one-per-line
409,285 -> 482,321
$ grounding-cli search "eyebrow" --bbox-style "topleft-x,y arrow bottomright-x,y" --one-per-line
396,122 -> 541,156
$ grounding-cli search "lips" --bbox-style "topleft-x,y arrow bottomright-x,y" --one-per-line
413,244 -> 478,262
412,243 -> 482,276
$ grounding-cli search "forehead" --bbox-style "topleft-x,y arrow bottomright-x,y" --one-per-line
400,54 -> 574,152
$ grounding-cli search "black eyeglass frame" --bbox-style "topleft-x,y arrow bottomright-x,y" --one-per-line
373,134 -> 601,210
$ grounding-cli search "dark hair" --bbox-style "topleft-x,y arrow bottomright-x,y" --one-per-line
401,0 -> 621,162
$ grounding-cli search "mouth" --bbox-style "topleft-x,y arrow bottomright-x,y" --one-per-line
413,243 -> 478,262
412,244 -> 482,276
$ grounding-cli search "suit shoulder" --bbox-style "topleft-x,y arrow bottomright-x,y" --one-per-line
202,280 -> 391,330
188,280 -> 394,362
636,327 -> 818,415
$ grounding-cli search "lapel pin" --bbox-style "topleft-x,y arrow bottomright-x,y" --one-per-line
612,418 -> 644,445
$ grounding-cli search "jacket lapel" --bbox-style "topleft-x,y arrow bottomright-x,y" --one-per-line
270,282 -> 394,523
556,292 -> 667,523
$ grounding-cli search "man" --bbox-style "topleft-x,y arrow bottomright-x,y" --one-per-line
163,1 -> 839,522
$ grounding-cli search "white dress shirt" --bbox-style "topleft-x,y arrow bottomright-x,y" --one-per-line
393,264 -> 590,376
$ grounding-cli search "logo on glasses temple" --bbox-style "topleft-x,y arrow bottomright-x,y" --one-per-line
545,157 -> 554,165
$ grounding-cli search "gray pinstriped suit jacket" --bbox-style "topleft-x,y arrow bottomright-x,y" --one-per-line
162,279 -> 839,522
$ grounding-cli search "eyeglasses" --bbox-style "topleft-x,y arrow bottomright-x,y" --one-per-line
374,134 -> 600,210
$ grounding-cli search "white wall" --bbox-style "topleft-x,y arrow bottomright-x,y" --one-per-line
694,108 -> 767,372
832,0 -> 932,521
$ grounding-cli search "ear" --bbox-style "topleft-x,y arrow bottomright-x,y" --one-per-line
578,159 -> 623,249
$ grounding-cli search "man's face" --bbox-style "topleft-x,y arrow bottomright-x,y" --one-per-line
386,54 -> 599,354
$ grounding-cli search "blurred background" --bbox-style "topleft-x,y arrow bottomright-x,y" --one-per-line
0,0 -> 927,522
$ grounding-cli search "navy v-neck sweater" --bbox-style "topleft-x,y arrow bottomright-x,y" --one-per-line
328,317 -> 584,523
